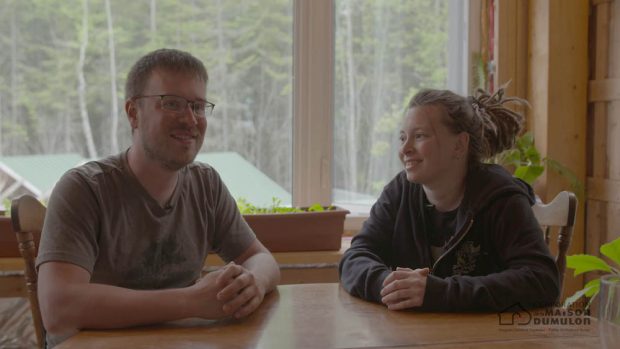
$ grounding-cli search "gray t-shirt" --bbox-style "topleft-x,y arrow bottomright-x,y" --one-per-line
36,150 -> 256,290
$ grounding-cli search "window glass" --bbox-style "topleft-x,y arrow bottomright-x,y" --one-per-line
0,0 -> 293,207
333,0 -> 454,208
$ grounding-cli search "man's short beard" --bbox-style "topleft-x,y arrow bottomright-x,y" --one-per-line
142,137 -> 197,171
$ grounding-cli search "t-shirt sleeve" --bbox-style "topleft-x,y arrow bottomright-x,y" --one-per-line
206,169 -> 256,263
35,169 -> 100,274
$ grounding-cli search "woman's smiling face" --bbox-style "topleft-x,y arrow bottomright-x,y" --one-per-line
398,105 -> 467,186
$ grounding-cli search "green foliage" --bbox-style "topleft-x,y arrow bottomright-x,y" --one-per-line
564,237 -> 620,309
567,255 -> 612,276
493,132 -> 584,198
1,0 -> 451,200
236,197 -> 331,214
2,198 -> 10,217
333,0 -> 450,197
0,0 -> 294,189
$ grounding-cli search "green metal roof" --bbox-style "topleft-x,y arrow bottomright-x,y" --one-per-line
0,152 -> 290,206
195,152 -> 291,207
0,153 -> 85,197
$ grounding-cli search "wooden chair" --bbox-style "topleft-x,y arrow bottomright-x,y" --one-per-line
10,194 -> 46,348
531,191 -> 578,298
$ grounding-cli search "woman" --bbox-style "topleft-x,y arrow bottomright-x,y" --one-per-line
339,88 -> 560,311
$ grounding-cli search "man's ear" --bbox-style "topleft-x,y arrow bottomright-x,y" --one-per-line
125,99 -> 139,130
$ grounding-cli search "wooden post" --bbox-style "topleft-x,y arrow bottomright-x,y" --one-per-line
527,0 -> 589,301
494,0 -> 529,120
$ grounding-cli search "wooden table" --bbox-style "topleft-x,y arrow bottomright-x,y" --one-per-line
0,238 -> 352,297
56,283 -> 601,349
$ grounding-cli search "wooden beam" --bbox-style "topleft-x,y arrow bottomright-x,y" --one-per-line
591,0 -> 613,6
592,1 -> 611,178
587,177 -> 620,204
584,199 -> 606,285
527,0 -> 588,300
495,0 -> 529,122
589,79 -> 620,102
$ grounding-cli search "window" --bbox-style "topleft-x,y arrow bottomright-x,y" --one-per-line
0,0 -> 471,223
296,0 -> 471,220
0,0 -> 293,208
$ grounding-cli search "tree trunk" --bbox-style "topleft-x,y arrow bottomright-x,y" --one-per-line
64,95 -> 72,152
77,0 -> 97,159
105,0 -> 119,154
10,12 -> 18,139
150,0 -> 157,35
0,94 -> 3,155
367,1 -> 387,194
344,0 -> 357,192
215,0 -> 230,149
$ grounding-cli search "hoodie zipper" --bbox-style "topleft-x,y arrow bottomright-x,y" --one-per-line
429,216 -> 475,275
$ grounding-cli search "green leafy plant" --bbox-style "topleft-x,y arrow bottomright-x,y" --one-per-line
563,237 -> 620,309
1,198 -> 11,217
236,197 -> 332,214
493,132 -> 584,198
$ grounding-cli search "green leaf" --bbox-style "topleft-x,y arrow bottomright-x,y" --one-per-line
583,278 -> 601,298
499,149 -> 521,166
564,279 -> 601,309
237,197 -> 327,214
517,132 -> 534,148
566,254 -> 613,276
524,146 -> 541,165
600,237 -> 620,268
563,285 -> 593,308
586,292 -> 598,310
513,165 -> 544,184
307,203 -> 324,212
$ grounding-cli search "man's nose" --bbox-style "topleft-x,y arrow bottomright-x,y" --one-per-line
179,103 -> 199,125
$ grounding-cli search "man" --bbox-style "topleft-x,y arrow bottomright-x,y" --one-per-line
36,48 -> 280,347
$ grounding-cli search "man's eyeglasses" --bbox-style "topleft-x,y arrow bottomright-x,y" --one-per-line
132,95 -> 215,117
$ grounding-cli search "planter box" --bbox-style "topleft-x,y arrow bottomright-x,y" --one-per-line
243,207 -> 349,252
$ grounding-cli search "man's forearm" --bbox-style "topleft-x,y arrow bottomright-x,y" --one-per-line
43,282 -> 198,334
241,252 -> 280,294
39,261 -> 231,338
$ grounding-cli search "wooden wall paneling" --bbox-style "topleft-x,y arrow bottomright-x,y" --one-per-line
587,177 -> 620,204
591,1 -> 610,180
495,0 -> 528,104
588,78 -> 620,102
609,103 -> 620,181
527,0 -> 589,300
586,0 -> 611,267
586,200 -> 606,263
528,1 -> 550,163
607,0 -> 620,243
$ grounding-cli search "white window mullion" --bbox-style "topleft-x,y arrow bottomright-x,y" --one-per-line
292,0 -> 334,207
448,0 -> 471,95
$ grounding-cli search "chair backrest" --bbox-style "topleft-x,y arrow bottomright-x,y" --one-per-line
10,194 -> 46,348
531,191 -> 578,298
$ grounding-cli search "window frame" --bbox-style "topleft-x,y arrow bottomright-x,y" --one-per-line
293,0 -> 476,231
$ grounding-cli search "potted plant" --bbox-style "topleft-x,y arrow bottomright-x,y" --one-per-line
563,237 -> 620,309
238,198 -> 349,252
493,132 -> 584,197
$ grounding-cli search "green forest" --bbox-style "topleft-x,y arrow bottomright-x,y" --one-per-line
0,0 -> 449,202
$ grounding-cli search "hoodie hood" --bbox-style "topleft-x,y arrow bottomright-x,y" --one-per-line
461,163 -> 537,216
